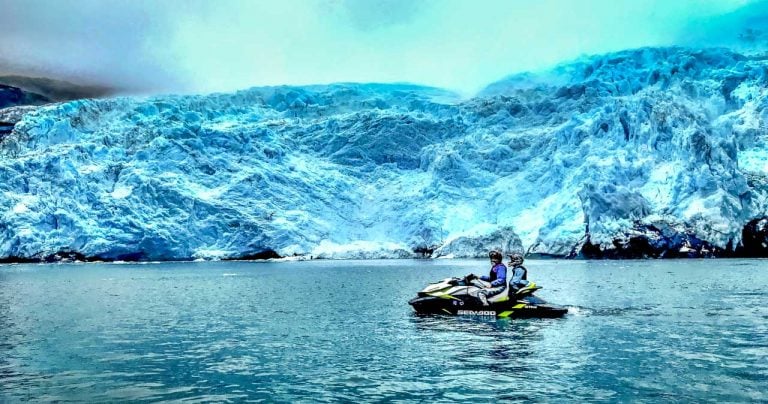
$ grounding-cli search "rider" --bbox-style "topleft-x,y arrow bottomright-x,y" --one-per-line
474,250 -> 507,306
507,253 -> 529,294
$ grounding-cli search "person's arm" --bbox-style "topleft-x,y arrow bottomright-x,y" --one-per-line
490,265 -> 506,287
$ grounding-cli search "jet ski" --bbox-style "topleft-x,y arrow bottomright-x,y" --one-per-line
408,275 -> 568,318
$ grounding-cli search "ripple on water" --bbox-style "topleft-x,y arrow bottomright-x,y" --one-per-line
1,259 -> 767,402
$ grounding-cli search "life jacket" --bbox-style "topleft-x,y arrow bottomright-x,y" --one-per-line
489,263 -> 506,282
515,264 -> 528,280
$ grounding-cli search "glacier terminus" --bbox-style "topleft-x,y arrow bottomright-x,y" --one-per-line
1,47 -> 768,261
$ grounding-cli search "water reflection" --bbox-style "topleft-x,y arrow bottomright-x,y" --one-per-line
1,260 -> 767,402
0,270 -> 23,391
409,314 -> 549,373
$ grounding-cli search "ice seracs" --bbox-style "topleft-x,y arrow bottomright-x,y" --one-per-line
0,47 -> 767,261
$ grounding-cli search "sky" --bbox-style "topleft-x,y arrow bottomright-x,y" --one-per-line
0,0 -> 763,96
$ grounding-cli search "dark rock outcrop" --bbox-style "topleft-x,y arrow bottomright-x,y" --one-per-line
0,84 -> 50,109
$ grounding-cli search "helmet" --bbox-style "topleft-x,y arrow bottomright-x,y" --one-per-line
488,250 -> 502,261
508,253 -> 524,266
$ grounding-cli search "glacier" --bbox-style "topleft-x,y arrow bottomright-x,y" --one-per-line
1,46 -> 768,261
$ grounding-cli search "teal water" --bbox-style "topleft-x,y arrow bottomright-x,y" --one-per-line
1,259 -> 767,402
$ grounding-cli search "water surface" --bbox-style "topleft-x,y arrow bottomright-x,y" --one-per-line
1,259 -> 767,402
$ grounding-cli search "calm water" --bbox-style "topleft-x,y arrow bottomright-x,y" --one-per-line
1,259 -> 767,402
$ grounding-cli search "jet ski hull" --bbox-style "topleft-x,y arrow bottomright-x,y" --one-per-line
408,295 -> 568,318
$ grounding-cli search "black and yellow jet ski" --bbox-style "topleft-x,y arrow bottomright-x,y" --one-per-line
408,275 -> 567,318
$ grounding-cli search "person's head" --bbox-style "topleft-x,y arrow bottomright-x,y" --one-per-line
508,253 -> 524,266
489,250 -> 502,263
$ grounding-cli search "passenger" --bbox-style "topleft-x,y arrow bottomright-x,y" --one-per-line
507,253 -> 529,296
475,250 -> 508,306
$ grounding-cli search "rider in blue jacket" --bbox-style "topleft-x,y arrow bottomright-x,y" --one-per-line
476,250 -> 507,306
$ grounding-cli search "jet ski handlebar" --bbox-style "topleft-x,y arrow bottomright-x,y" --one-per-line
447,274 -> 488,288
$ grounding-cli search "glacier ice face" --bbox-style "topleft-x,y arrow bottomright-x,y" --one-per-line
0,49 -> 767,261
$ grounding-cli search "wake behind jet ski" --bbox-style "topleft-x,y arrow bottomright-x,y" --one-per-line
408,251 -> 567,318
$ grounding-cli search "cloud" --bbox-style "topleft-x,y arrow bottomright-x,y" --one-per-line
0,0 -> 187,93
325,0 -> 424,31
0,0 -> 762,96
676,0 -> 768,49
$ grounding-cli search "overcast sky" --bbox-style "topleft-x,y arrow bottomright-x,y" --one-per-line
0,0 -> 762,96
